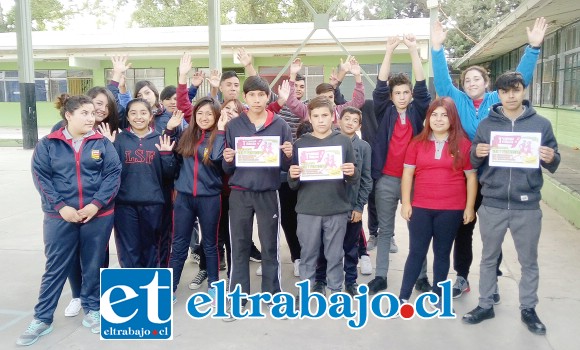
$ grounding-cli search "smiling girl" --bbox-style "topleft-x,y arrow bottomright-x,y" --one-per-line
398,97 -> 476,308
170,97 -> 227,303
112,98 -> 176,268
18,95 -> 121,345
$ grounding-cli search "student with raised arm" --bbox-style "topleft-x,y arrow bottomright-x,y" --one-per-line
287,57 -> 365,124
368,34 -> 431,296
431,17 -> 547,300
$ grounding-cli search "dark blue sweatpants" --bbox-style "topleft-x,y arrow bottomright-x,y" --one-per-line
399,207 -> 463,300
114,204 -> 163,268
170,192 -> 220,292
34,214 -> 113,324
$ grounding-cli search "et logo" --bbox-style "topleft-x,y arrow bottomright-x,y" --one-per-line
100,269 -> 173,340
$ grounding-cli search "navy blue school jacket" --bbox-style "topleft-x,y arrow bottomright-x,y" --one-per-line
222,111 -> 292,191
175,130 -> 225,197
32,129 -> 122,215
113,129 -> 176,204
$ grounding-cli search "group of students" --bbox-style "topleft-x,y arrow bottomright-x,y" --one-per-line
18,16 -> 559,347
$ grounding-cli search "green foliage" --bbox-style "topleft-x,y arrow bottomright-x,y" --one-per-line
4,0 -> 77,31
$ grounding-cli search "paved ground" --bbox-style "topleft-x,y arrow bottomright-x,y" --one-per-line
0,145 -> 579,350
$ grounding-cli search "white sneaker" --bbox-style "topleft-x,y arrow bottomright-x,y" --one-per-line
293,259 -> 300,277
256,265 -> 262,276
359,255 -> 373,275
64,298 -> 81,317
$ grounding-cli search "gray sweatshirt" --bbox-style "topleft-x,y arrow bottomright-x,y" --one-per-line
471,101 -> 560,210
289,130 -> 359,216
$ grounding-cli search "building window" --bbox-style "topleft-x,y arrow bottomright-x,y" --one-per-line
558,21 -> 580,108
0,70 -> 92,102
105,68 -> 165,96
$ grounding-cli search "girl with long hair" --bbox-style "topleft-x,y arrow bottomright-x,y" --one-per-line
170,97 -> 227,303
398,97 -> 477,308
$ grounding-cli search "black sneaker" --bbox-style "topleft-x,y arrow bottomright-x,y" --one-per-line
493,285 -> 501,305
462,306 -> 495,324
521,308 -> 546,335
345,283 -> 359,296
312,281 -> 327,295
367,276 -> 387,296
414,277 -> 432,293
219,258 -> 226,271
250,245 -> 262,262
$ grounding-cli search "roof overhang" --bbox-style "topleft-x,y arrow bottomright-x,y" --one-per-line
0,19 -> 431,62
454,0 -> 580,68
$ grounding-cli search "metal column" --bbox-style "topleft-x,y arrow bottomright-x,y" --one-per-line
15,0 -> 38,149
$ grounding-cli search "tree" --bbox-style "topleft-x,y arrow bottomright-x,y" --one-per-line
440,0 -> 523,57
3,0 -> 77,31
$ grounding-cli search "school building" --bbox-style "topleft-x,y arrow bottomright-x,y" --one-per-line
0,18 -> 431,127
454,0 -> 580,227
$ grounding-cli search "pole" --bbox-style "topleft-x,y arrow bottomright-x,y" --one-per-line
15,0 -> 38,149
208,0 -> 222,72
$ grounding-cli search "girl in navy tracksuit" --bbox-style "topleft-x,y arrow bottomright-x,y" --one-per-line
19,94 -> 121,344
122,79 -> 187,267
113,98 -> 176,268
170,96 -> 226,301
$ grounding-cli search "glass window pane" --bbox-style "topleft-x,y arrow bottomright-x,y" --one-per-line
6,81 -> 20,102
50,70 -> 67,78
35,79 -> 48,102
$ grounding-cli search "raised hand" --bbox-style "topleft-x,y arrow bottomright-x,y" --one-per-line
217,114 -> 227,131
111,55 -> 131,82
403,34 -> 417,50
527,17 -> 548,47
386,36 -> 401,52
431,21 -> 447,50
349,58 -> 361,76
277,80 -> 290,105
166,110 -> 184,131
207,70 -> 221,89
290,58 -> 303,75
179,53 -> 192,83
191,71 -> 205,88
155,134 -> 175,152
339,55 -> 353,73
329,68 -> 340,88
237,47 -> 253,67
97,122 -> 117,143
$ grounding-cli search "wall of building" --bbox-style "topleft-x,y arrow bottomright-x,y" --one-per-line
0,52 -> 429,127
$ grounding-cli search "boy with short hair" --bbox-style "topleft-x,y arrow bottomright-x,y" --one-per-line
463,71 -> 560,335
222,76 -> 293,317
368,34 -> 431,295
313,106 -> 373,296
288,97 -> 359,294
287,57 -> 365,124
